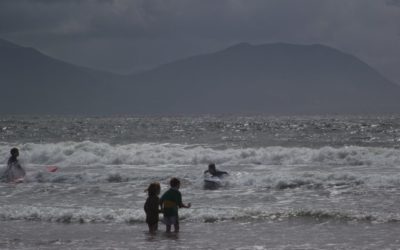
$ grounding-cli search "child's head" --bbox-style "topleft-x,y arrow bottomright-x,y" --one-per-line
146,182 -> 161,196
170,178 -> 180,188
10,148 -> 19,157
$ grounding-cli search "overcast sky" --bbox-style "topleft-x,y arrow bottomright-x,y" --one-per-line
1,0 -> 400,83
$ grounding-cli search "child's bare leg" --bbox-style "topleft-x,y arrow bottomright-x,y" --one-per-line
149,224 -> 158,233
174,223 -> 179,233
148,223 -> 156,233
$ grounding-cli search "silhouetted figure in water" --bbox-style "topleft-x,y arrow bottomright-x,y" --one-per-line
1,148 -> 26,183
204,163 -> 228,177
144,182 -> 161,233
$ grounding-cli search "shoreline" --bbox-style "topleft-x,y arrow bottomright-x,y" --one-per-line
1,218 -> 400,249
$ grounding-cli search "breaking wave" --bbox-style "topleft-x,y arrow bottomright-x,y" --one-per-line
0,141 -> 400,168
0,205 -> 397,224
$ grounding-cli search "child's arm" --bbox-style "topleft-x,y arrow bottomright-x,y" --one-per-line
178,192 -> 191,208
179,202 -> 191,208
158,199 -> 163,213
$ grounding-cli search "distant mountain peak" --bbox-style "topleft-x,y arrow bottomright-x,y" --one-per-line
231,42 -> 253,48
1,39 -> 399,115
222,42 -> 253,51
222,42 -> 338,54
0,38 -> 23,49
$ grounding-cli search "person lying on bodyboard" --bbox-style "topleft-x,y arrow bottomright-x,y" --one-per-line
204,163 -> 228,178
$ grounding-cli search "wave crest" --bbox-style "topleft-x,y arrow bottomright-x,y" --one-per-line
0,142 -> 399,167
0,205 -> 396,224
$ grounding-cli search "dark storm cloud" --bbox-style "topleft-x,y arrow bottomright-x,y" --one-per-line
0,1 -> 346,39
387,0 -> 400,6
0,0 -> 114,36
0,0 -> 397,41
1,0 -> 400,82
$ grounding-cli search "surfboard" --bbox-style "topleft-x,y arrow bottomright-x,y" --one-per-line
203,174 -> 223,189
13,177 -> 24,183
204,175 -> 222,184
47,166 -> 58,172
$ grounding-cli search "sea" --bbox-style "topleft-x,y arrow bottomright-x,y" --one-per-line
1,115 -> 400,249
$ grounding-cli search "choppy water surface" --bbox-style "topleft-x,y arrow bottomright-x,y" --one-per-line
1,115 -> 400,249
2,115 -> 400,147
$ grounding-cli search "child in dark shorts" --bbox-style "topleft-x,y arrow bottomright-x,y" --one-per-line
144,182 -> 161,233
160,178 -> 191,233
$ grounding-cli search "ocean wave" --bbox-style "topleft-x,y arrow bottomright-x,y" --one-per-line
32,172 -> 139,184
1,141 -> 400,168
195,208 -> 389,223
1,142 -> 400,189
0,205 -> 143,224
3,167 -> 397,191
227,171 -> 367,190
0,205 -> 397,224
19,169 -> 366,190
2,165 -> 398,192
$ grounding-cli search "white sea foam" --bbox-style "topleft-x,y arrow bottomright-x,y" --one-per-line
9,169 -> 373,190
0,204 -> 397,224
0,204 -> 143,223
1,142 -> 400,168
1,142 -> 400,189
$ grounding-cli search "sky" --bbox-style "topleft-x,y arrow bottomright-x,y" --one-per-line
1,0 -> 400,83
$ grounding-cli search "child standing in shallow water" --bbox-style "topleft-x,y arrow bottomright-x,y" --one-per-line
144,182 -> 161,233
160,178 -> 191,233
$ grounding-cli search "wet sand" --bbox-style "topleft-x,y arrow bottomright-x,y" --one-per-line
1,218 -> 400,249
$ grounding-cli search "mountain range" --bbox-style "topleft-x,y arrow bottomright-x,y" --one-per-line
1,38 -> 399,115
